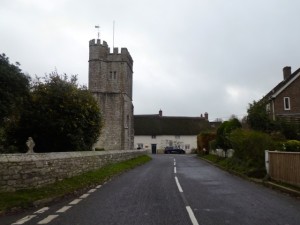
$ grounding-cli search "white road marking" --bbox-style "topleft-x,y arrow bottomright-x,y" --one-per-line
174,167 -> 177,174
34,207 -> 49,214
37,215 -> 58,224
175,176 -> 183,192
186,206 -> 199,225
88,188 -> 97,193
56,206 -> 72,213
96,184 -> 102,188
80,193 -> 90,198
12,215 -> 36,224
69,198 -> 82,205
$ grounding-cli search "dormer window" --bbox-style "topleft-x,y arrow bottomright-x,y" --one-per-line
284,97 -> 291,110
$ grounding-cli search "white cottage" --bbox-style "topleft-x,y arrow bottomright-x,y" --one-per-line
134,110 -> 211,153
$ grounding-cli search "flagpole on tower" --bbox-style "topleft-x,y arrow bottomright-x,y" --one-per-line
113,21 -> 115,49
95,25 -> 100,39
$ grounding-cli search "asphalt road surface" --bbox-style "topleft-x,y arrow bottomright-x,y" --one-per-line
2,154 -> 300,225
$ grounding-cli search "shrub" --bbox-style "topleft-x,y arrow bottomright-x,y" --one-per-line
197,132 -> 216,154
229,129 -> 273,169
284,140 -> 300,152
5,74 -> 102,152
215,118 -> 242,153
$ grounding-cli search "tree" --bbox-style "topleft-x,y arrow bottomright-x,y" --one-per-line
247,99 -> 273,132
0,53 -> 30,127
5,73 -> 102,152
215,118 -> 242,155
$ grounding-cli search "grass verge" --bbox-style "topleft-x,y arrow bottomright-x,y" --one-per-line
199,154 -> 266,178
0,155 -> 151,214
199,154 -> 300,197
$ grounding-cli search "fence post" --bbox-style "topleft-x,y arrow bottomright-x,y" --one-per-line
265,150 -> 269,174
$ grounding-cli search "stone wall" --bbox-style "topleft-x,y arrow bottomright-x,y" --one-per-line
0,150 -> 146,192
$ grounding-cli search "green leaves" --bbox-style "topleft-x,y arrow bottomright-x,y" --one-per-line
5,72 -> 102,153
0,53 -> 30,127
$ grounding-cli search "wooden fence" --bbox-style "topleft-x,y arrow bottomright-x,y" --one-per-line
268,151 -> 300,188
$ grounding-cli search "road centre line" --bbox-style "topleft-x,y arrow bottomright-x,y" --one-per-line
12,215 -> 36,225
175,176 -> 183,192
186,206 -> 199,225
174,164 -> 200,225
37,215 -> 59,224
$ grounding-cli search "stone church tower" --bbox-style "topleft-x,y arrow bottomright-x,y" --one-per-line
88,39 -> 134,150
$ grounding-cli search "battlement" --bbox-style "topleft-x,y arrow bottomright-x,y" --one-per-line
89,39 -> 108,47
89,39 -> 133,68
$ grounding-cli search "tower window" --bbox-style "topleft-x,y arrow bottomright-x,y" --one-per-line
114,71 -> 117,79
109,71 -> 112,79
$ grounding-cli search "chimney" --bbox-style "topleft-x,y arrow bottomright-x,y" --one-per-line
204,112 -> 208,120
159,109 -> 162,117
283,66 -> 291,80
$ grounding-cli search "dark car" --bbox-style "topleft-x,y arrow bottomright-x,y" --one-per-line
164,147 -> 185,154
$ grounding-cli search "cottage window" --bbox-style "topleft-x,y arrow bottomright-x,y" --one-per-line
284,97 -> 291,110
185,144 -> 190,150
151,135 -> 156,139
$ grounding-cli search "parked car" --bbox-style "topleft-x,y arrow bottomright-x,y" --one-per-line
164,147 -> 185,154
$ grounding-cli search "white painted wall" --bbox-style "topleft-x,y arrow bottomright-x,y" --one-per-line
134,135 -> 197,153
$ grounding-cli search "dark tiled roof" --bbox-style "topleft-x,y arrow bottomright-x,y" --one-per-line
265,68 -> 300,100
134,115 -> 210,135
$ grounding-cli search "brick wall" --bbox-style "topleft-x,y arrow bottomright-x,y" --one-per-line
0,150 -> 146,192
274,76 -> 300,115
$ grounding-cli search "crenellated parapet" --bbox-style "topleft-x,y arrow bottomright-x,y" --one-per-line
89,39 -> 133,69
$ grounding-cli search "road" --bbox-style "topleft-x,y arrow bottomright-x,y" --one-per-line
2,154 -> 300,225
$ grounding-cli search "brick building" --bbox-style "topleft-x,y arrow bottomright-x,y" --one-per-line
264,66 -> 300,123
88,39 -> 134,150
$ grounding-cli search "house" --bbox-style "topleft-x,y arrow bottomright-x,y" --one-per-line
264,66 -> 300,123
134,110 -> 212,153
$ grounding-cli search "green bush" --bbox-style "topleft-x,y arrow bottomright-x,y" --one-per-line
229,129 -> 273,169
284,140 -> 300,152
197,132 -> 216,154
216,118 -> 242,151
4,74 -> 102,153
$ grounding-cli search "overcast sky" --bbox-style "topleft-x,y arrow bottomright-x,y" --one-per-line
1,0 -> 300,121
